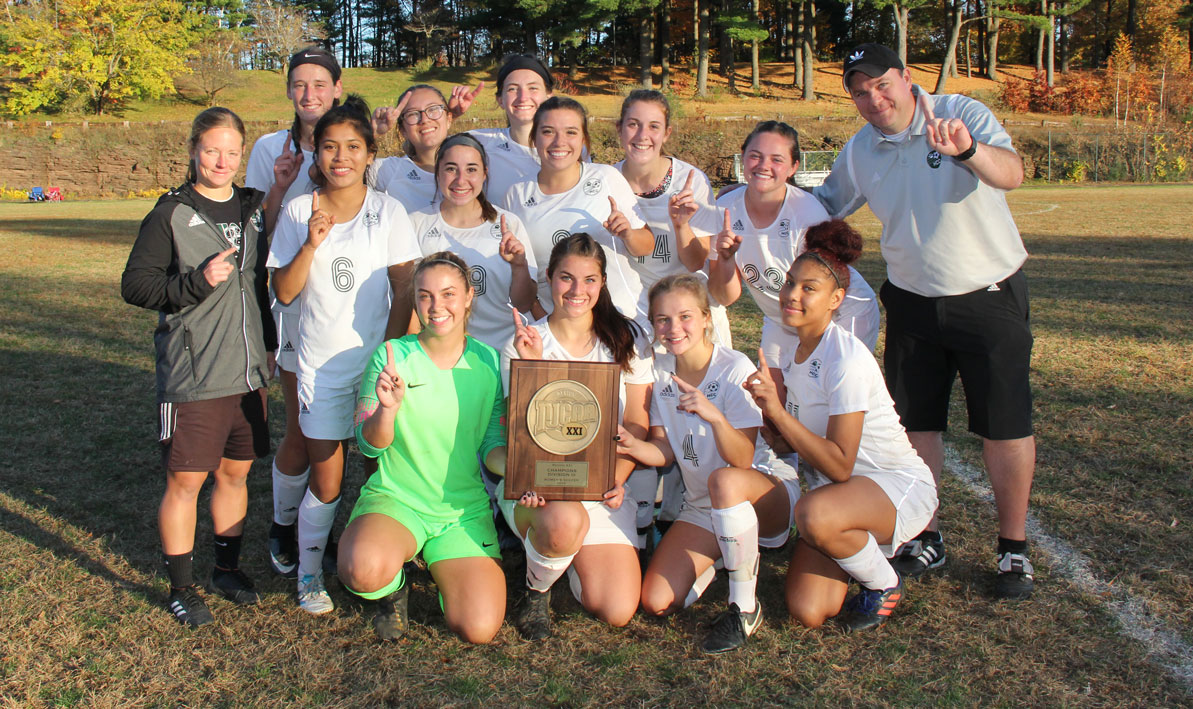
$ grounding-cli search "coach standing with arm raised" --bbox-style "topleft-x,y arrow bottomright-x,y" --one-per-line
813,43 -> 1035,600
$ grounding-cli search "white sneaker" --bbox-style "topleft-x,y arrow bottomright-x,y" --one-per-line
298,573 -> 334,615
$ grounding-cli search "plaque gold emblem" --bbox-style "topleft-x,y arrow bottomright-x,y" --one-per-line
525,380 -> 602,456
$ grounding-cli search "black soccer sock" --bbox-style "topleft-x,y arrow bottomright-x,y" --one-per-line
997,536 -> 1028,555
164,551 -> 195,590
213,534 -> 243,572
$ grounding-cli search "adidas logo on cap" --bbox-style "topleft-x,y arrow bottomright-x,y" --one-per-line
849,50 -> 865,62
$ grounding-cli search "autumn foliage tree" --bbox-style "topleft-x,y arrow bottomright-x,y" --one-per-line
1,0 -> 202,116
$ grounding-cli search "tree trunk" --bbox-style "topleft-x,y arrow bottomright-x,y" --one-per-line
986,15 -> 1000,79
697,0 -> 711,96
660,0 -> 671,89
801,0 -> 815,100
895,4 -> 909,67
1035,0 -> 1045,72
965,24 -> 972,78
934,0 -> 964,93
640,10 -> 654,88
1126,0 -> 1136,37
1045,12 -> 1054,86
719,0 -> 733,78
751,0 -> 761,89
1058,15 -> 1069,72
793,1 -> 804,86
784,0 -> 795,59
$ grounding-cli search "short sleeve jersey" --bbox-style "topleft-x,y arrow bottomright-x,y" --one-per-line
716,183 -> 876,333
472,128 -> 541,206
649,346 -> 772,510
374,156 -> 439,214
501,320 -> 652,419
615,157 -> 722,290
813,87 -> 1027,297
245,129 -> 317,315
781,321 -> 934,490
408,204 -> 540,350
267,188 -> 421,388
355,335 -> 506,520
502,162 -> 649,322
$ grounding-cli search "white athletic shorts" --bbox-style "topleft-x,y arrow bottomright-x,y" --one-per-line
865,473 -> 938,557
496,480 -> 639,549
297,379 -> 356,441
676,477 -> 800,548
273,306 -> 299,373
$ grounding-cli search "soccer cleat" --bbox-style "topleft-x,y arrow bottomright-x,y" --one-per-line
994,551 -> 1035,600
167,585 -> 214,628
297,573 -> 335,615
889,531 -> 947,578
700,601 -> 762,654
513,586 -> 552,640
372,583 -> 409,642
208,568 -> 261,605
837,575 -> 904,632
268,522 -> 298,578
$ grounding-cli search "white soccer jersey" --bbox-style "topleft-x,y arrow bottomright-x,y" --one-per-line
267,188 -> 421,389
716,183 -> 877,347
615,157 -> 722,289
374,155 -> 439,214
649,346 -> 768,511
408,204 -> 539,350
781,321 -> 934,491
500,320 -> 652,418
245,128 -> 318,208
246,128 -> 318,318
472,128 -> 541,206
502,162 -> 650,322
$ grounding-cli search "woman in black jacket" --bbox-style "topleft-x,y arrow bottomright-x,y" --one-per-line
122,107 -> 275,627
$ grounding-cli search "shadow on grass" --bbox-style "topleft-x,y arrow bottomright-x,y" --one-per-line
1,218 -> 141,247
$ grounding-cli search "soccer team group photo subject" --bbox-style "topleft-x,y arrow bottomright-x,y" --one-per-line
122,43 -> 1039,651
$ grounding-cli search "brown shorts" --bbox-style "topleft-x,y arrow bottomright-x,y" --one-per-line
159,390 -> 270,473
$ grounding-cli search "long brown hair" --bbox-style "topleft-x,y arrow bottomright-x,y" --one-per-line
434,132 -> 498,223
546,233 -> 640,372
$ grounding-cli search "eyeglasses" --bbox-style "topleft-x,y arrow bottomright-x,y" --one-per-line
400,104 -> 446,125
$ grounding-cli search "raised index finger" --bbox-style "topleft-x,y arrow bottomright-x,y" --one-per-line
608,196 -> 619,214
311,190 -> 319,212
756,347 -> 773,378
916,87 -> 935,123
683,170 -> 695,192
722,208 -> 733,233
282,133 -> 292,154
385,339 -> 396,368
500,214 -> 508,234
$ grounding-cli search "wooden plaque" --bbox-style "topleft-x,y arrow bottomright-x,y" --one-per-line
504,359 -> 621,501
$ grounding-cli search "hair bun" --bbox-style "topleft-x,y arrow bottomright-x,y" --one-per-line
804,219 -> 863,267
340,93 -> 371,120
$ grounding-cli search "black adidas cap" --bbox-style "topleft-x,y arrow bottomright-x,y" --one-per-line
841,43 -> 903,88
288,46 -> 342,83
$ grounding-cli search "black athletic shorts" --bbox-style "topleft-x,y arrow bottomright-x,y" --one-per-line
879,269 -> 1033,440
159,389 -> 270,473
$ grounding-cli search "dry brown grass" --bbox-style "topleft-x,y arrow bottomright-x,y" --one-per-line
1,187 -> 1191,706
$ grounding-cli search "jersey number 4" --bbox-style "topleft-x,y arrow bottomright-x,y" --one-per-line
637,233 -> 672,264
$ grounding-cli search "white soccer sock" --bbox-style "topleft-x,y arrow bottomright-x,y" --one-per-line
833,533 -> 899,591
682,563 -> 717,609
524,535 -> 575,593
626,468 -> 659,544
272,461 -> 309,525
296,489 -> 338,580
711,501 -> 760,613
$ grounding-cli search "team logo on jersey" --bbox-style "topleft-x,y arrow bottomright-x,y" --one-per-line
733,219 -> 744,232
582,177 -> 603,196
407,169 -> 421,181
703,381 -> 720,400
926,150 -> 942,169
498,141 -> 511,152
490,222 -> 503,238
659,383 -> 676,398
808,358 -> 822,379
524,196 -> 538,207
300,401 -> 310,414
364,211 -> 380,227
778,218 -> 792,240
250,210 -> 264,232
682,433 -> 699,467
187,213 -> 205,228
219,222 -> 243,250
551,229 -> 571,245
425,227 -> 441,240
281,340 -> 294,353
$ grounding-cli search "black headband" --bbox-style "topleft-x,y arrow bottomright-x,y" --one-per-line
438,132 -> 489,170
497,56 -> 553,93
288,47 -> 341,83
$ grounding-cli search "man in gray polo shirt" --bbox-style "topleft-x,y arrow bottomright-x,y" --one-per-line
814,43 -> 1035,600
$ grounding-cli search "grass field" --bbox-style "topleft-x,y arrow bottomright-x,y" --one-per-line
1,185 -> 1191,706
